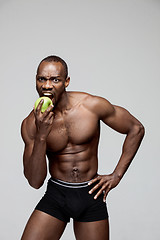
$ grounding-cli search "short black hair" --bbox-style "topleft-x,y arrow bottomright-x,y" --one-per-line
37,55 -> 68,78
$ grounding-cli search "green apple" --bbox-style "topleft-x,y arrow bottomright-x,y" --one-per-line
34,96 -> 53,113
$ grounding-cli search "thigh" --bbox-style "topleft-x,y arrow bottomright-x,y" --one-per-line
21,210 -> 67,240
73,219 -> 109,240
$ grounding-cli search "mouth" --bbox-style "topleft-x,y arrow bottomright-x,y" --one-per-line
42,92 -> 54,101
43,92 -> 53,97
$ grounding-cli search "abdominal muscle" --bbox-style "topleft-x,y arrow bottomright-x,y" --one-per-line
47,143 -> 98,183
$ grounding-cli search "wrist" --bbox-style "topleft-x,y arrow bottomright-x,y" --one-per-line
35,133 -> 47,142
112,171 -> 123,181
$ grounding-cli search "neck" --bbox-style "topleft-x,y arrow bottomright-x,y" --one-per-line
54,91 -> 70,113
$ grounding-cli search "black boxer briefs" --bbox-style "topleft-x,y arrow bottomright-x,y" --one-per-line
35,178 -> 108,222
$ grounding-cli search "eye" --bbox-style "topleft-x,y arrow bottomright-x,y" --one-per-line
38,77 -> 45,82
53,78 -> 60,83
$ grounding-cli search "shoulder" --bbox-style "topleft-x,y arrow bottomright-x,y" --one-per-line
68,91 -> 115,119
67,91 -> 90,100
83,93 -> 115,119
21,111 -> 36,143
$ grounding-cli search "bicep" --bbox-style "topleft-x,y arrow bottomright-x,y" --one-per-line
85,95 -> 141,134
102,105 -> 141,134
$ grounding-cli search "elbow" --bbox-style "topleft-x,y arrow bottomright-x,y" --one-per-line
138,123 -> 145,137
141,124 -> 145,137
28,179 -> 44,189
30,183 -> 42,189
23,170 -> 44,189
132,123 -> 145,138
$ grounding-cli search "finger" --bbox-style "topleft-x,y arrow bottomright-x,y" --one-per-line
48,104 -> 54,111
42,104 -> 54,118
48,111 -> 54,119
47,112 -> 54,123
93,184 -> 108,200
103,190 -> 109,202
88,175 -> 100,186
103,183 -> 112,202
35,99 -> 44,114
43,112 -> 54,125
88,183 -> 102,195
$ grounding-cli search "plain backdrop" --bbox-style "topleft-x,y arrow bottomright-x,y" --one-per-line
0,0 -> 160,239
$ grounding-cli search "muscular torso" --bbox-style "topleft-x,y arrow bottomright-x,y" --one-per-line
29,92 -> 101,182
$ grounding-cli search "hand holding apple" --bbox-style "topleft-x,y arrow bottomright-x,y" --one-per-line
34,97 -> 53,113
34,96 -> 54,139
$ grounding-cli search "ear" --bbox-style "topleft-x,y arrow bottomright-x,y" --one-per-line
65,77 -> 70,88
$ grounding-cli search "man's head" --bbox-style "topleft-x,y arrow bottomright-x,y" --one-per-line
37,55 -> 68,79
36,55 -> 70,105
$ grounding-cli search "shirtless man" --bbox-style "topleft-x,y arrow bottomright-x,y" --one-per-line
21,55 -> 145,240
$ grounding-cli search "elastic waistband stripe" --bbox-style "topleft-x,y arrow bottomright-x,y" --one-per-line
50,178 -> 90,188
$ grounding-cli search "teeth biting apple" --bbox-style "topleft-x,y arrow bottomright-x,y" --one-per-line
43,92 -> 52,97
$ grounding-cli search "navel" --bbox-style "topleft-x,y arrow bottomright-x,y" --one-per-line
71,167 -> 80,179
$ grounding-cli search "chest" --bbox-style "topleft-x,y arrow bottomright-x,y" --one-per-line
46,107 -> 99,152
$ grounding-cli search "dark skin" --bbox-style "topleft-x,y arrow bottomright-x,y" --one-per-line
21,61 -> 145,240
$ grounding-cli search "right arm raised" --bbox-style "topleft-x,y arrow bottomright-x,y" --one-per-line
21,101 -> 54,189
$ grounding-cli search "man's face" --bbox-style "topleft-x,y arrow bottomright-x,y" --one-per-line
36,61 -> 70,105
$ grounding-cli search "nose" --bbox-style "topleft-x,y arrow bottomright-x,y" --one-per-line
42,80 -> 53,90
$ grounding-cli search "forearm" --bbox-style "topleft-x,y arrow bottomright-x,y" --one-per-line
113,123 -> 145,179
24,135 -> 47,189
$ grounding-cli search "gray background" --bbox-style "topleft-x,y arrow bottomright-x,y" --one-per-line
0,0 -> 159,239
